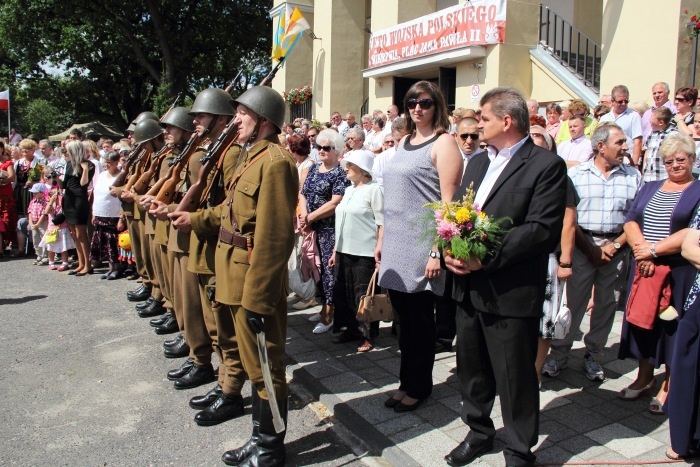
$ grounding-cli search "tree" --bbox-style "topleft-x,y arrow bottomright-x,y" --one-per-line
0,0 -> 272,138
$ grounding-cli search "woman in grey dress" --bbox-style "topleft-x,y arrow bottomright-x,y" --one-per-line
377,80 -> 463,412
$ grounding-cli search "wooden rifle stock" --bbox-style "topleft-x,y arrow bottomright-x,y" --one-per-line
124,150 -> 151,192
176,121 -> 239,213
154,133 -> 202,204
112,145 -> 144,187
132,145 -> 172,195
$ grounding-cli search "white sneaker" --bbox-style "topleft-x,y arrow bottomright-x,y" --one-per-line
287,293 -> 302,304
312,320 -> 333,334
307,313 -> 321,322
292,298 -> 317,310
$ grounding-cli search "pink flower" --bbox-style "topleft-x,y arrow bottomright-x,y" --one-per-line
437,218 -> 461,242
434,209 -> 445,222
466,222 -> 473,230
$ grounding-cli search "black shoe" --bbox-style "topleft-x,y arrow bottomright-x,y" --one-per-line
394,398 -> 425,413
163,336 -> 190,359
137,300 -> 165,318
127,285 -> 151,302
173,363 -> 216,390
190,384 -> 223,409
163,333 -> 184,349
384,395 -> 403,408
150,313 -> 170,327
435,339 -> 454,353
444,440 -> 493,467
194,392 -> 244,426
136,297 -> 155,311
154,315 -> 178,335
167,358 -> 194,381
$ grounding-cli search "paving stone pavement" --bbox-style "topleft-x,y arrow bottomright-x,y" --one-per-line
285,303 -> 687,466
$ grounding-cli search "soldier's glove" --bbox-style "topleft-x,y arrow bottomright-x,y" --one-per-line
245,309 -> 265,334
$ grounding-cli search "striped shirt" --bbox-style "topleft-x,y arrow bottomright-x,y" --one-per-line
568,159 -> 643,233
642,189 -> 682,242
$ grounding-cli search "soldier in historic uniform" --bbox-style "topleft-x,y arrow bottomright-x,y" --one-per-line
138,107 -> 194,340
171,86 -> 297,466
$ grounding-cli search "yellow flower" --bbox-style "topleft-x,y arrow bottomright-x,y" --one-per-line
455,207 -> 470,224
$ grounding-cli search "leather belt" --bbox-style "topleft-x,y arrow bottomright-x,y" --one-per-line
218,227 -> 253,250
581,229 -> 621,239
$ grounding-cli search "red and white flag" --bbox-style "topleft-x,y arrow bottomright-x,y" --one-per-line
0,90 -> 8,111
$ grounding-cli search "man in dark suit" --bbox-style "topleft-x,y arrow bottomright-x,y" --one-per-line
444,87 -> 567,467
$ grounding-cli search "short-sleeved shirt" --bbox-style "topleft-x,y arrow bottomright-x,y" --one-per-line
599,108 -> 643,150
301,164 -> 350,229
334,181 -> 384,257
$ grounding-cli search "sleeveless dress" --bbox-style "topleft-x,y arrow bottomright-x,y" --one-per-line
378,134 -> 445,296
62,161 -> 95,225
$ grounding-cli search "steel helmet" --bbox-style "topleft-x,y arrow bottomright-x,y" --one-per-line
161,106 -> 195,133
232,86 -> 286,134
127,111 -> 159,132
189,88 -> 235,116
133,118 -> 164,144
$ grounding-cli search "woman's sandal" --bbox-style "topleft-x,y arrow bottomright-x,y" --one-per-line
357,339 -> 374,353
666,447 -> 700,460
618,378 -> 655,401
649,398 -> 665,415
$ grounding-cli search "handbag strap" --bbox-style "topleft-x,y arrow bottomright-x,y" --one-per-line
365,269 -> 378,298
559,280 -> 568,308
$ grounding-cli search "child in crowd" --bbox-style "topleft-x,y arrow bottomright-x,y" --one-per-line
26,184 -> 49,264
40,189 -> 75,271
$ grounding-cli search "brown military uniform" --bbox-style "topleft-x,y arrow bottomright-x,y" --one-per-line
189,142 -> 245,395
190,136 -> 298,400
167,143 -> 213,368
133,153 -> 162,302
152,147 -> 178,311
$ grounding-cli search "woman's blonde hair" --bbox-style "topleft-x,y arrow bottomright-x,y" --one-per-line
19,138 -> 37,151
65,140 -> 87,174
82,139 -> 100,159
659,133 -> 696,162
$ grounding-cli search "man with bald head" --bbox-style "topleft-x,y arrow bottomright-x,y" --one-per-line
642,82 -> 677,142
454,117 -> 481,174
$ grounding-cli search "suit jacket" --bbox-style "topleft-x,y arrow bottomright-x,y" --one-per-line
452,138 -> 567,318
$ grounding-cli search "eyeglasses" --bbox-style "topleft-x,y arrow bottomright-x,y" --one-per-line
459,133 -> 479,141
406,98 -> 434,110
530,133 -> 545,139
307,133 -> 317,138
663,157 -> 689,166
384,140 -> 395,146
615,99 -> 629,104
675,97 -> 687,102
315,144 -> 334,152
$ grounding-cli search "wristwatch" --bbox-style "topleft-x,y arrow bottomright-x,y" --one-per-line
429,250 -> 441,259
613,241 -> 621,250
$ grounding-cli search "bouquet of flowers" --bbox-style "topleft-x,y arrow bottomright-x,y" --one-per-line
27,163 -> 44,182
685,9 -> 700,42
424,184 -> 510,261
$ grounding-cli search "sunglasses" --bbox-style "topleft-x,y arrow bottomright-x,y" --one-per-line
459,133 -> 479,141
530,133 -> 545,139
406,98 -> 434,110
384,140 -> 395,145
675,97 -> 687,102
615,99 -> 629,104
315,144 -> 334,152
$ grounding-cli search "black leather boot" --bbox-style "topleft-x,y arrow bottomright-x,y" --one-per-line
222,391 -> 260,465
237,394 -> 287,467
135,296 -> 155,310
189,384 -> 223,409
138,300 -> 165,318
163,335 -> 190,359
194,391 -> 244,426
154,314 -> 178,335
167,358 -> 194,381
126,284 -> 151,302
173,363 -> 215,390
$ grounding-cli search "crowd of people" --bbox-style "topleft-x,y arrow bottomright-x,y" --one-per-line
3,79 -> 700,466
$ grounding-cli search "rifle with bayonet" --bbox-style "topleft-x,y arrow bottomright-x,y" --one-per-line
132,144 -> 173,195
153,132 -> 202,204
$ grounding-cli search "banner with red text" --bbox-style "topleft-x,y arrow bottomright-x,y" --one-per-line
368,0 -> 506,69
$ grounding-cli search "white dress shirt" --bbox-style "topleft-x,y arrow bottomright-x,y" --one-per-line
474,136 -> 528,208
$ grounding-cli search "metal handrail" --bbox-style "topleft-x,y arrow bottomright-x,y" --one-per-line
538,3 -> 601,92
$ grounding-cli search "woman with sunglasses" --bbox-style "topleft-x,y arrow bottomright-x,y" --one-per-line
299,129 -> 351,333
673,87 -> 698,137
378,80 -> 462,412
